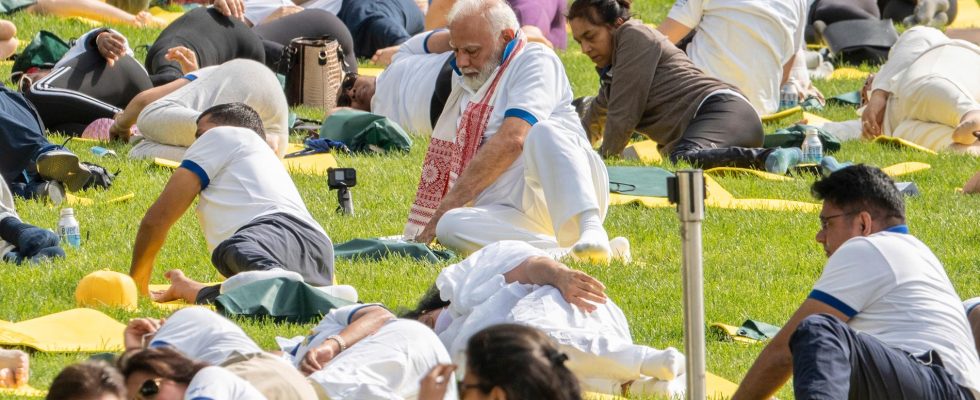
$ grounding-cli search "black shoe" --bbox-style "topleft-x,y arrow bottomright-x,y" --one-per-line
25,180 -> 65,204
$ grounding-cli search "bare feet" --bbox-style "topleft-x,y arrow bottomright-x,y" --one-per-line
133,11 -> 166,28
953,111 -> 980,145
150,270 -> 205,303
0,349 -> 29,388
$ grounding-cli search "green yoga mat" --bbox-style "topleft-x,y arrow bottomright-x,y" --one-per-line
216,278 -> 354,323
334,238 -> 455,263
607,166 -> 674,198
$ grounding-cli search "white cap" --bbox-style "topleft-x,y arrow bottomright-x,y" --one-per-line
60,208 -> 74,216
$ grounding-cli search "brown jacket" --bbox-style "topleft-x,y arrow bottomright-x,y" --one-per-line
582,19 -> 734,156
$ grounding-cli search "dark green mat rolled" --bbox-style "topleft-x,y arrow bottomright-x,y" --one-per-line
334,238 -> 455,263
215,278 -> 354,323
321,109 -> 412,153
607,166 -> 674,198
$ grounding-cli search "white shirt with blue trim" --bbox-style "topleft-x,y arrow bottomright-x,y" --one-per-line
372,30 -> 452,135
811,229 -> 980,395
180,126 -> 326,252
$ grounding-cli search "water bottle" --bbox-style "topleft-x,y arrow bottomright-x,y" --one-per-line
779,83 -> 799,110
91,146 -> 117,158
58,208 -> 81,248
802,127 -> 823,164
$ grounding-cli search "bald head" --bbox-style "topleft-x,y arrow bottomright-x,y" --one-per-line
447,0 -> 519,90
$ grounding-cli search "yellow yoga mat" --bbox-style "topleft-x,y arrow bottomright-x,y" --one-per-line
622,140 -> 663,164
148,283 -> 220,311
153,146 -> 340,176
873,135 -> 939,154
0,308 -> 125,352
761,106 -> 803,124
829,67 -> 870,81
801,112 -> 833,127
581,372 -> 738,399
705,167 -> 793,182
881,161 -> 931,177
609,174 -> 821,212
359,67 -> 385,77
950,0 -> 980,29
0,385 -> 46,398
62,192 -> 135,207
148,6 -> 183,24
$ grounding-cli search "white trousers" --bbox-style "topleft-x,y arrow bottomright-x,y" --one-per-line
436,120 -> 609,254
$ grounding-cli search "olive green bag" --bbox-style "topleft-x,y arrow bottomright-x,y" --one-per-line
11,31 -> 70,82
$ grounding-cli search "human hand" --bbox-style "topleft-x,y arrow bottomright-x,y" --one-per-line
299,341 -> 338,375
418,364 -> 456,400
165,46 -> 198,74
124,318 -> 163,351
212,0 -> 244,21
370,45 -> 400,66
110,113 -> 132,142
555,268 -> 607,313
96,31 -> 127,67
861,90 -> 887,140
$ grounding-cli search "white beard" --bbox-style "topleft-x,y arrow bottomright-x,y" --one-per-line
461,48 -> 503,92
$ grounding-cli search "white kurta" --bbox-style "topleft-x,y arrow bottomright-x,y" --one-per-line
433,43 -> 609,254
372,31 -> 452,135
287,304 -> 457,400
434,241 -> 682,395
875,27 -> 980,152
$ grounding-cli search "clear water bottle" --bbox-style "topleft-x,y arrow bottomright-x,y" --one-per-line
779,83 -> 799,110
58,208 -> 81,248
802,127 -> 823,164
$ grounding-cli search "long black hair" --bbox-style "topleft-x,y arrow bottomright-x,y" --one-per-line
400,284 -> 451,320
466,324 -> 582,400
568,0 -> 632,26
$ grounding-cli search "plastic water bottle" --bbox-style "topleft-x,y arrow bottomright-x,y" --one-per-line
779,83 -> 799,110
58,208 -> 81,248
802,127 -> 823,164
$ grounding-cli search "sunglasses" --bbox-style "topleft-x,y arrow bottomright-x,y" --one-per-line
342,73 -> 359,92
135,378 -> 163,400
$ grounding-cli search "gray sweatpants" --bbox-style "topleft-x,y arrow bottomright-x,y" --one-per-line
196,212 -> 334,304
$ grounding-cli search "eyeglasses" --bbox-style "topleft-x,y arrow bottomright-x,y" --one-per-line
819,210 -> 858,230
135,378 -> 163,400
342,73 -> 359,92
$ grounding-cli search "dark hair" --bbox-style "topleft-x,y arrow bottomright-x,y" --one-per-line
400,284 -> 451,320
811,164 -> 905,223
197,102 -> 266,139
47,361 -> 127,400
117,347 -> 209,385
568,0 -> 632,26
466,324 -> 582,400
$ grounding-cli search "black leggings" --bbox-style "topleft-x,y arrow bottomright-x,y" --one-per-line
253,9 -> 358,73
809,0 -> 880,24
145,7 -> 265,86
668,93 -> 769,170
879,0 -> 958,24
25,50 -> 152,135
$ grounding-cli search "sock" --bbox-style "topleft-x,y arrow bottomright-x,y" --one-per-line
571,210 -> 610,263
609,236 -> 632,263
0,217 -> 60,257
640,347 -> 685,381
764,148 -> 802,175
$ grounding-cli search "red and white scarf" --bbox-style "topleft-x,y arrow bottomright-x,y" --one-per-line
404,34 -> 527,239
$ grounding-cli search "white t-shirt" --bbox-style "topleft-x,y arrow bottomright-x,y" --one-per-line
372,30 -> 453,135
150,307 -> 263,365
243,0 -> 293,25
298,0 -> 343,14
454,42 -> 585,207
811,230 -> 980,396
286,304 -> 457,400
180,126 -> 326,251
667,0 -> 807,114
56,28 -> 136,69
185,366 -> 266,400
138,59 -> 289,158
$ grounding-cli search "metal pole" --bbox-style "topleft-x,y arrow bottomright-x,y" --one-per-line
672,170 -> 706,400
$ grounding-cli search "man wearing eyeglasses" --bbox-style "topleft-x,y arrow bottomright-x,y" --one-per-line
733,165 -> 980,400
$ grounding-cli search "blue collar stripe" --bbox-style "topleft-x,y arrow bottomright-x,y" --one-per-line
884,224 -> 909,234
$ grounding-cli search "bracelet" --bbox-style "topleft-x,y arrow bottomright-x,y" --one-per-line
326,335 -> 347,353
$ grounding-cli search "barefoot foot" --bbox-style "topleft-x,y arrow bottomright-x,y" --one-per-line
0,349 -> 29,388
952,111 -> 980,145
150,269 -> 206,303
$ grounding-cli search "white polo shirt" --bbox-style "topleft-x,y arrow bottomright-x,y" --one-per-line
243,0 -> 293,25
667,0 -> 807,114
372,30 -> 452,135
810,227 -> 980,396
180,126 -> 325,252
185,366 -> 266,399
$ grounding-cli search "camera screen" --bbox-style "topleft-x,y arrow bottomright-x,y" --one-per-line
334,170 -> 345,180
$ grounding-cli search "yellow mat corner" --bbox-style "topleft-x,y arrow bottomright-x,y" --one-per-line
0,308 -> 124,353
622,140 -> 662,164
761,106 -> 803,124
581,371 -> 738,399
950,0 -> 980,29
881,161 -> 931,177
62,192 -> 135,207
829,67 -> 870,81
0,385 -> 46,398
285,143 -> 340,175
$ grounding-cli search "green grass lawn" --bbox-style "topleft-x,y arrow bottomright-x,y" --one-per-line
2,2 -> 980,399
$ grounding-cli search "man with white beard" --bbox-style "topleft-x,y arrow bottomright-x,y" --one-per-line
403,0 -> 619,263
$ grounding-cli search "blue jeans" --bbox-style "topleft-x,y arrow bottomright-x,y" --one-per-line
790,313 -> 975,400
0,87 -> 51,187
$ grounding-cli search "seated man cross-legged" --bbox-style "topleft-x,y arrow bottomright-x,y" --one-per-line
403,0 -> 620,262
733,165 -> 980,400
128,102 -> 334,303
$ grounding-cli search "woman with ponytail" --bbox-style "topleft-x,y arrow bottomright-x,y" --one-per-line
569,0 -> 808,175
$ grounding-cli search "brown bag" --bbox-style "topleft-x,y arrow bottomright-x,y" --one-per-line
278,36 -> 349,110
